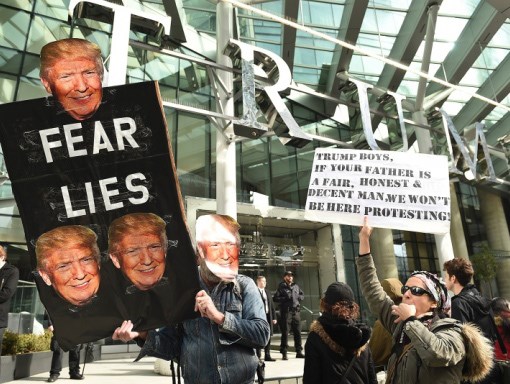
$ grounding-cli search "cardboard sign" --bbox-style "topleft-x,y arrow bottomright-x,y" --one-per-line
0,81 -> 200,349
304,148 -> 450,234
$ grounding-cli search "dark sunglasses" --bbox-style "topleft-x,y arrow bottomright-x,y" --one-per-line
401,285 -> 432,297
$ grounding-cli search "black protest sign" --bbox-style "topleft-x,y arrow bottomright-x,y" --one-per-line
0,81 -> 200,350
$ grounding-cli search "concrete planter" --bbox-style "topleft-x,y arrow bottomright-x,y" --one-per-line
0,350 -> 53,382
0,344 -> 101,382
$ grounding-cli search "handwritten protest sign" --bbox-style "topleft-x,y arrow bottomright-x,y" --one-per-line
304,149 -> 450,234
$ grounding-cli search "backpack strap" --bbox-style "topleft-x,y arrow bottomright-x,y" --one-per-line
489,308 -> 507,355
385,343 -> 413,384
337,354 -> 357,384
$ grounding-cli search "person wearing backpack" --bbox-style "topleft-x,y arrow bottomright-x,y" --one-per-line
357,217 -> 494,384
444,258 -> 502,383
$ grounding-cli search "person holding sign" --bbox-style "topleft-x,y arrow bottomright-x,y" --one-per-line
356,217 -> 494,384
36,226 -> 100,307
40,38 -> 103,121
112,214 -> 270,384
108,213 -> 168,292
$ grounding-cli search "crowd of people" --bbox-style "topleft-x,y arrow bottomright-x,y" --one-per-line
2,214 -> 510,384
109,215 -> 508,384
4,211 -> 510,384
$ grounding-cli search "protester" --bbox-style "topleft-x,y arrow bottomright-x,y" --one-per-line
303,281 -> 377,384
36,226 -> 100,307
444,258 -> 496,339
368,278 -> 403,370
356,217 -> 493,384
40,38 -> 103,121
0,245 -> 19,349
490,297 -> 510,361
444,257 -> 502,383
46,315 -> 84,382
112,214 -> 270,384
273,270 -> 305,359
108,213 -> 168,292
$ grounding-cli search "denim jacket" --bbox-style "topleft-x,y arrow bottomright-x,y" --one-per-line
136,274 -> 270,384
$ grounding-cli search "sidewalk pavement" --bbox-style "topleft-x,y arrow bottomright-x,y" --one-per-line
4,352 -> 305,384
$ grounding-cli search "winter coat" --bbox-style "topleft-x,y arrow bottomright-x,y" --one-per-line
451,284 -> 503,384
273,281 -> 304,312
303,314 -> 377,384
356,254 -> 494,384
494,316 -> 510,361
369,320 -> 393,367
0,263 -> 19,328
451,284 -> 497,342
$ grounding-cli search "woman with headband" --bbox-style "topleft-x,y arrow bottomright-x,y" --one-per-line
356,217 -> 493,384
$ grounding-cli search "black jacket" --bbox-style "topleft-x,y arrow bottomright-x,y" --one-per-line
273,281 -> 304,311
451,284 -> 497,341
0,263 -> 19,328
303,314 -> 377,384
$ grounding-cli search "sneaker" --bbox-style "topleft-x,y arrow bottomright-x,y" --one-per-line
296,352 -> 305,358
70,373 -> 84,380
47,374 -> 59,383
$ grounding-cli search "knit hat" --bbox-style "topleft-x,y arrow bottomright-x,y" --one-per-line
324,282 -> 355,305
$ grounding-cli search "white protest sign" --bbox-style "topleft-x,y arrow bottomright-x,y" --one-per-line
304,149 -> 450,234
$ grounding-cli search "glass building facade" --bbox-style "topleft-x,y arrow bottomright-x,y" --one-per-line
0,0 -> 509,329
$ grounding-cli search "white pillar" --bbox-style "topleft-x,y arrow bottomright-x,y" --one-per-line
318,224 -> 342,286
413,111 -> 455,277
106,7 -> 131,86
449,182 -> 469,260
215,1 -> 237,218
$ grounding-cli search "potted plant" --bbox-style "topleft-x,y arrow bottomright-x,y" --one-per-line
1,330 -> 52,382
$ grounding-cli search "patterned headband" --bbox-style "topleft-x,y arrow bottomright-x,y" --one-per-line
411,271 -> 451,314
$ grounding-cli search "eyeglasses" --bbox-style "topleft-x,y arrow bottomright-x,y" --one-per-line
120,243 -> 164,258
401,285 -> 432,297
